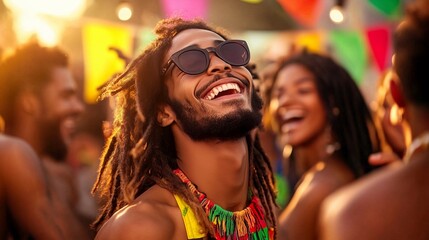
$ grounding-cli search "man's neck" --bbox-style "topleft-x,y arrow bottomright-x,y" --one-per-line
173,128 -> 250,211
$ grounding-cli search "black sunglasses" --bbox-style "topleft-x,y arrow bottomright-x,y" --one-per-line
162,40 -> 250,76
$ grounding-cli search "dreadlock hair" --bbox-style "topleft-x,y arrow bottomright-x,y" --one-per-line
394,0 -> 429,109
0,41 -> 68,129
92,17 -> 278,236
268,52 -> 381,177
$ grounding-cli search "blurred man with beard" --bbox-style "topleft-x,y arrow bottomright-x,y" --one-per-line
0,41 -> 90,239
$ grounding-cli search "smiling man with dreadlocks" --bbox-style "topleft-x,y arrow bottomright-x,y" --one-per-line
93,18 -> 278,240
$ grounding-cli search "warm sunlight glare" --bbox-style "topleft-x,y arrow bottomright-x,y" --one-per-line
15,15 -> 58,46
4,0 -> 87,19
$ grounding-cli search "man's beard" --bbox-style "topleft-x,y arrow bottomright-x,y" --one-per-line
39,118 -> 68,161
168,88 -> 263,141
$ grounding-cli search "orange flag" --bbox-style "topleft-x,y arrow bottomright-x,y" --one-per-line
277,0 -> 321,27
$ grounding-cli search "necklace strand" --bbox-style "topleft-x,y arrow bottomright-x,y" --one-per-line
173,169 -> 273,240
403,131 -> 429,163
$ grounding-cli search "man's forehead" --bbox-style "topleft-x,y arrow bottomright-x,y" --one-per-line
166,29 -> 225,58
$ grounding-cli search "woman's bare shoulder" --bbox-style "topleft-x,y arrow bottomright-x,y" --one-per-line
297,161 -> 355,204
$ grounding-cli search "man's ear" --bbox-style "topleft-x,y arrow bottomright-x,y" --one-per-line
157,105 -> 175,127
390,79 -> 405,108
18,91 -> 40,115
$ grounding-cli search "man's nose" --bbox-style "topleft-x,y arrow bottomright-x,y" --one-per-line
206,54 -> 232,74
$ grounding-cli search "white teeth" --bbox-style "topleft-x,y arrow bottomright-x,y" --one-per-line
62,118 -> 76,129
281,109 -> 304,121
204,83 -> 241,100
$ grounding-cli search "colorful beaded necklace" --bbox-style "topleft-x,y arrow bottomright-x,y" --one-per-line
173,169 -> 273,240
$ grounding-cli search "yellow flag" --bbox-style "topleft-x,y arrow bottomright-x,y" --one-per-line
295,31 -> 322,53
82,21 -> 132,103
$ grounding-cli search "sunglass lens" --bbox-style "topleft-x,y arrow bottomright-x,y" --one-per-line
178,49 -> 207,75
219,42 -> 249,66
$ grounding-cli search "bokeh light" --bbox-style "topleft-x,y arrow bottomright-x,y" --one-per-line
116,2 -> 133,21
329,6 -> 345,24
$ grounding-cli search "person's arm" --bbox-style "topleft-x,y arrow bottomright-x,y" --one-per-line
0,137 -> 64,239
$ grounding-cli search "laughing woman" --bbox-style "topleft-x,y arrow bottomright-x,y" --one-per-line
267,52 -> 381,240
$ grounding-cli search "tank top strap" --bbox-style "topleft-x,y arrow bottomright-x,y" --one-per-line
173,194 -> 206,239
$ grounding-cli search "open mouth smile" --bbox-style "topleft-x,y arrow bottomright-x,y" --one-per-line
278,109 -> 305,133
203,82 -> 242,100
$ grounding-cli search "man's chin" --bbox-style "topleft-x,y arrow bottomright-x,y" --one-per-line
183,110 -> 261,142
169,95 -> 262,142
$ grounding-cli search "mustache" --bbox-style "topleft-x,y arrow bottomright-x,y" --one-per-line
195,72 -> 250,97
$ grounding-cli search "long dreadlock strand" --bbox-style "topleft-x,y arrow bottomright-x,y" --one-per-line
92,134 -> 116,196
251,134 -> 278,235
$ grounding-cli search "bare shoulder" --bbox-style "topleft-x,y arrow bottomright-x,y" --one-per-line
0,135 -> 39,167
322,161 -> 404,217
0,135 -> 45,189
0,134 -> 29,155
0,135 -> 43,180
278,162 -> 354,239
320,162 -> 405,240
293,161 -> 355,206
96,205 -> 173,240
96,185 -> 184,240
0,134 -> 28,148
